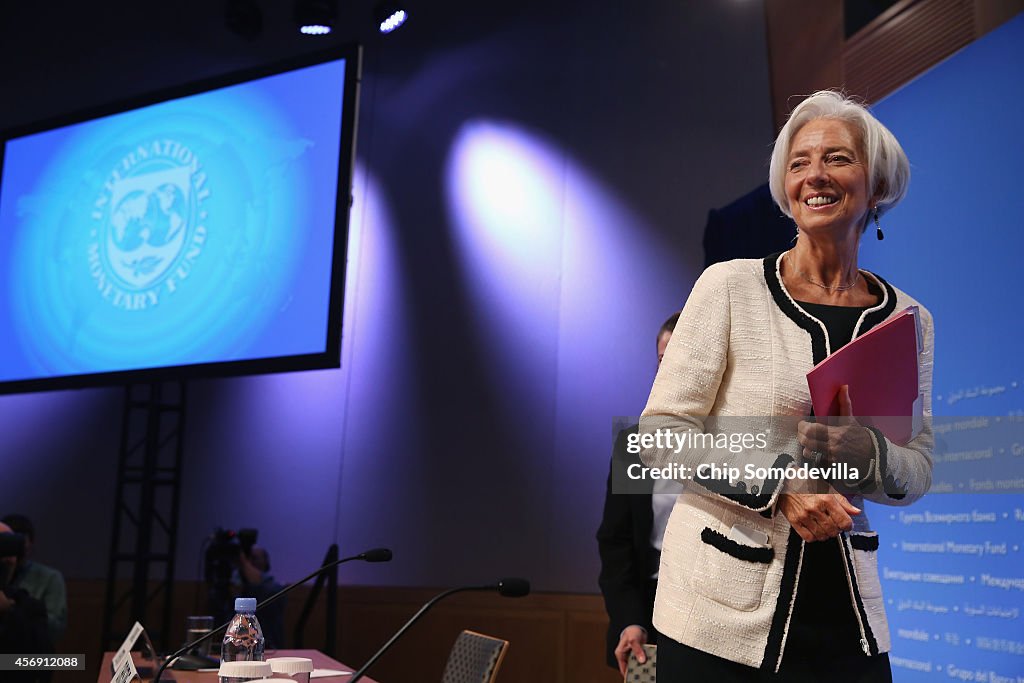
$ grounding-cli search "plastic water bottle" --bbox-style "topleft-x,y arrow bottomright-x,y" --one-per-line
221,597 -> 265,663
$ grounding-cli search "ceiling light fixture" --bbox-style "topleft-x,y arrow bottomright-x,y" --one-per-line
373,1 -> 408,34
294,0 -> 336,36
225,0 -> 264,40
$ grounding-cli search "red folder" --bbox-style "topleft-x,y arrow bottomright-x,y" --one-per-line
806,306 -> 924,445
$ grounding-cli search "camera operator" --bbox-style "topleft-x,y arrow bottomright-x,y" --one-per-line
236,546 -> 284,649
0,522 -> 52,682
1,514 -> 67,645
206,530 -> 284,649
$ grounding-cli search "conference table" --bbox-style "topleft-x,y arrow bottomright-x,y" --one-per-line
96,649 -> 380,683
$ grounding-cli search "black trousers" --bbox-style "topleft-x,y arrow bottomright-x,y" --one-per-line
657,638 -> 892,683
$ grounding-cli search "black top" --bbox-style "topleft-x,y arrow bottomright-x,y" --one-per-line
796,301 -> 866,354
758,254 -> 896,670
786,299 -> 871,661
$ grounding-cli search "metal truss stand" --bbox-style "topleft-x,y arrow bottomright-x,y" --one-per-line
101,381 -> 187,654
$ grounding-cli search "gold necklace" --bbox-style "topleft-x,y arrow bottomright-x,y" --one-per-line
784,252 -> 860,292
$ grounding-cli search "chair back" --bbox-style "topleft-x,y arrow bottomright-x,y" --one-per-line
440,629 -> 509,683
623,644 -> 657,683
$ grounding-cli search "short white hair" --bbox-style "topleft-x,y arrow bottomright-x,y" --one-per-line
768,90 -> 910,224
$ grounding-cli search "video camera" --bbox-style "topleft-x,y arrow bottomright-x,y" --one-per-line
206,528 -> 257,564
0,532 -> 25,559
204,528 -> 257,582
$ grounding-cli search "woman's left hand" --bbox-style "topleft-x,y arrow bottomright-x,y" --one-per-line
797,385 -> 874,471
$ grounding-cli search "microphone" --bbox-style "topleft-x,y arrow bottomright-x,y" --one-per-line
349,577 -> 530,682
359,548 -> 393,563
0,532 -> 25,559
152,547 -> 392,682
495,577 -> 530,598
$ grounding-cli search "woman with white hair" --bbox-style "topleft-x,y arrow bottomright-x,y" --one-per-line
640,91 -> 933,681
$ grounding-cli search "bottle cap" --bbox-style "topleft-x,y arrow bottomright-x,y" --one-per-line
234,597 -> 257,612
268,657 -> 314,674
218,660 -> 272,678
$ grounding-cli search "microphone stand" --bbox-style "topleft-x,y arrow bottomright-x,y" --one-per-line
349,579 -> 529,683
152,548 -> 391,682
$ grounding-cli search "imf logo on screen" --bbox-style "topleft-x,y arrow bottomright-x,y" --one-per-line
88,139 -> 210,310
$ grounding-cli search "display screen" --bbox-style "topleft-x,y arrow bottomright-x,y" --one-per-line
0,47 -> 359,393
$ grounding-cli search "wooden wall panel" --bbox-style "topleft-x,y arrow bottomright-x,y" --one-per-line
764,0 -> 1024,128
843,0 -> 975,103
764,0 -> 845,131
566,610 -> 621,683
974,0 -> 1024,33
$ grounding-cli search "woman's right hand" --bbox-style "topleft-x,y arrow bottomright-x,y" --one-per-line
778,493 -> 861,542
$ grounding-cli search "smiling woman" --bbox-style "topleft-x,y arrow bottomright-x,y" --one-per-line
639,91 -> 934,682
770,92 -> 910,309
769,92 -> 910,233
786,120 -> 871,236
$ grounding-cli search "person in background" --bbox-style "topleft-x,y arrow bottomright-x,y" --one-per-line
237,545 -> 285,650
1,514 -> 67,645
597,311 -> 683,676
703,183 -> 796,268
0,521 -> 52,683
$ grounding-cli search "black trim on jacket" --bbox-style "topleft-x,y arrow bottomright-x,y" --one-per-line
842,534 -> 880,655
700,528 -> 774,564
850,534 -> 880,552
761,528 -> 804,672
859,274 -> 898,335
695,453 -> 795,510
764,254 -> 829,364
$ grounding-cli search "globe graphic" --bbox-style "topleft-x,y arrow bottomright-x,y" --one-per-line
110,183 -> 186,252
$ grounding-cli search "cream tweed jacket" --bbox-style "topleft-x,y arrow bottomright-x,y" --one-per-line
639,253 -> 934,672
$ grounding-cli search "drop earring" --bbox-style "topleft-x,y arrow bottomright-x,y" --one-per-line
874,207 -> 884,241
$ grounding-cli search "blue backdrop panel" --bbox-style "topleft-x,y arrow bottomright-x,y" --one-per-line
859,14 -> 1024,681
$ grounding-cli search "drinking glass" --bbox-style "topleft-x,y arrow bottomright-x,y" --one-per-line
185,615 -> 215,657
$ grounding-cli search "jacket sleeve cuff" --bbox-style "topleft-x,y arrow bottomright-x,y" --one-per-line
865,426 -> 909,500
692,452 -> 794,512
